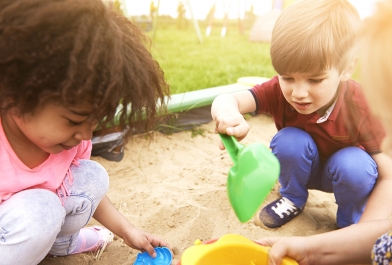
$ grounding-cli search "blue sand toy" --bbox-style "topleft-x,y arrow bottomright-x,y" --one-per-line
133,247 -> 173,265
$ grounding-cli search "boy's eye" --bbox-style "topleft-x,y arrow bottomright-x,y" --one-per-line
281,77 -> 294,82
309,79 -> 324,84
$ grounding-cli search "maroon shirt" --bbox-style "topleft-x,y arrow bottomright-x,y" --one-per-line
250,76 -> 385,160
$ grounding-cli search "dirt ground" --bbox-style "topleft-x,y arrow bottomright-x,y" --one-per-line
39,114 -> 337,265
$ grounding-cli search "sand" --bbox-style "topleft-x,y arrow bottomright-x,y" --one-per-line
39,114 -> 337,265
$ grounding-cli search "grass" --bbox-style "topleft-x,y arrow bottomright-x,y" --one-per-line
148,23 -> 276,94
147,22 -> 360,95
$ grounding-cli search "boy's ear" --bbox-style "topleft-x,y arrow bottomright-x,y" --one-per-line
340,57 -> 358,81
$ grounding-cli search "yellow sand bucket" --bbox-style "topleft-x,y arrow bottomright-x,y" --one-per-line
178,234 -> 298,265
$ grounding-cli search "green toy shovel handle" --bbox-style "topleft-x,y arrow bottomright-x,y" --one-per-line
219,134 -> 244,164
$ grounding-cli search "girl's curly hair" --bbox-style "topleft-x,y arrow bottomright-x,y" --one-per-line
0,0 -> 169,137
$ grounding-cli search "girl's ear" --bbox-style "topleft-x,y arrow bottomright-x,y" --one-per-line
9,107 -> 20,116
340,57 -> 358,82
0,95 -> 13,109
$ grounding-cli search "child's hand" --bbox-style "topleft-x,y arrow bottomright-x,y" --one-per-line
213,110 -> 250,146
256,237 -> 309,265
122,226 -> 171,258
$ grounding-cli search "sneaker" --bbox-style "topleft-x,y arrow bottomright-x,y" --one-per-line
71,226 -> 114,255
255,197 -> 302,228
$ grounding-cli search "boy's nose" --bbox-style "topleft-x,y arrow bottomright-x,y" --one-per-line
292,84 -> 308,99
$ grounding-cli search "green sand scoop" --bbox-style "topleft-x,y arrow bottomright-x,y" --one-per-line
219,134 -> 280,223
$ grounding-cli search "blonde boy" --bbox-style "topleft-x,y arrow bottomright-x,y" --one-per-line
211,0 -> 392,229
256,1 -> 392,264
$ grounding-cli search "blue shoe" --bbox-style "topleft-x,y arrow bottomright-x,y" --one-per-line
255,197 -> 302,228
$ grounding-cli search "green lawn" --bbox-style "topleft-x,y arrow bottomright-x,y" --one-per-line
149,24 -> 276,94
148,23 -> 360,95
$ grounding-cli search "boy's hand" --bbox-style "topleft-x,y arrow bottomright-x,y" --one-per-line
122,226 -> 171,258
213,110 -> 250,149
211,91 -> 256,149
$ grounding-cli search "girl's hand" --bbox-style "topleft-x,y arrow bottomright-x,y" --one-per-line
93,196 -> 171,258
122,226 -> 171,258
256,237 -> 310,265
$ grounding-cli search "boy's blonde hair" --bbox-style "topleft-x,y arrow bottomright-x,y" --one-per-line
271,0 -> 360,75
360,0 -> 392,122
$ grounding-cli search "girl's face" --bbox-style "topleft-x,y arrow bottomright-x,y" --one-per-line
11,101 -> 97,154
278,68 -> 346,116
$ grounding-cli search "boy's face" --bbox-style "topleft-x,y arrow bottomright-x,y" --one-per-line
10,101 -> 97,154
278,68 -> 346,116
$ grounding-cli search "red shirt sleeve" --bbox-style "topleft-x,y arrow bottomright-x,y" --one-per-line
251,76 -> 283,116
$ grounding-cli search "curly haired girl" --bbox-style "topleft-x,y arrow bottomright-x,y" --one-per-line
0,0 -> 170,264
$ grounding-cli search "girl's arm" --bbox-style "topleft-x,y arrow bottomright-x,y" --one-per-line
93,195 -> 170,258
359,153 -> 392,222
257,219 -> 392,265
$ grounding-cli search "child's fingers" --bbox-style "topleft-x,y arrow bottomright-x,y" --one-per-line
219,140 -> 226,150
159,240 -> 170,249
268,245 -> 287,265
225,123 -> 250,140
214,112 -> 244,132
137,237 -> 158,258
153,238 -> 171,249
149,236 -> 171,251
255,237 -> 280,247
144,246 -> 157,258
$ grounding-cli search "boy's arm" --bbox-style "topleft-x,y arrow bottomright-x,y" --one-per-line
211,90 -> 257,144
360,152 -> 392,222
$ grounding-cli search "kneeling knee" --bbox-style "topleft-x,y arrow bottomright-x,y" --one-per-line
73,160 -> 109,195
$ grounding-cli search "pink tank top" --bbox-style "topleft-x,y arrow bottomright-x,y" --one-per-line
0,117 -> 92,204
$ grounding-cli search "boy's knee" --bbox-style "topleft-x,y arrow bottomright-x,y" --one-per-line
329,147 -> 377,188
271,127 -> 316,157
330,147 -> 377,174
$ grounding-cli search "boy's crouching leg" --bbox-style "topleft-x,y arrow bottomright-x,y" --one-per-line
255,127 -> 318,229
326,146 -> 377,228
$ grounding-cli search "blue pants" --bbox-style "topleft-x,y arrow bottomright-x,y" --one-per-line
270,127 -> 378,228
0,160 -> 109,265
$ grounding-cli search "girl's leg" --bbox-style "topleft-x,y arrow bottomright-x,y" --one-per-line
271,127 -> 320,208
0,189 -> 65,265
49,159 -> 109,256
321,147 -> 377,228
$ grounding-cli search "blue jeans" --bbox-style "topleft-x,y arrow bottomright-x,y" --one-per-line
0,160 -> 109,265
271,127 -> 378,228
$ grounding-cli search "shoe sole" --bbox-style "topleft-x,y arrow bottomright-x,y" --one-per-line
253,213 -> 279,230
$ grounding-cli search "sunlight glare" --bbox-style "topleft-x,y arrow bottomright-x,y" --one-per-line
123,0 -> 378,20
